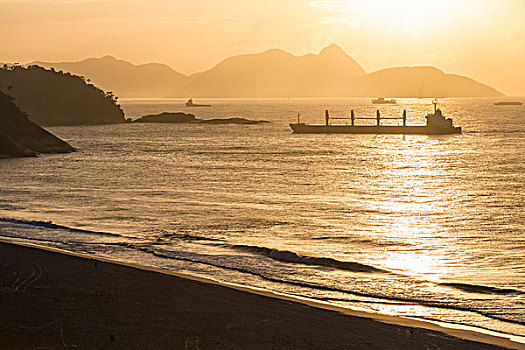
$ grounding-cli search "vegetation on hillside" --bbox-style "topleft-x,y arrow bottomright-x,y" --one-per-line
0,64 -> 125,126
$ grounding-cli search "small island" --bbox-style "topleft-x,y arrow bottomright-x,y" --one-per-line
133,112 -> 197,123
133,112 -> 268,125
0,92 -> 75,157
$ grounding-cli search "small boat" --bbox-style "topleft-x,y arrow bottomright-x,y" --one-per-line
185,98 -> 211,107
372,97 -> 397,104
494,101 -> 523,106
289,100 -> 461,135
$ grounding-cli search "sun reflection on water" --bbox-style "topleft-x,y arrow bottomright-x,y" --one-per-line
363,136 -> 461,280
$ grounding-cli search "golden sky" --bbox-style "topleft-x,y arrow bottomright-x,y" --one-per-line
1,0 -> 524,95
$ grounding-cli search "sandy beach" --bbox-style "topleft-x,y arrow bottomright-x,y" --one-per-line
0,240 -> 520,350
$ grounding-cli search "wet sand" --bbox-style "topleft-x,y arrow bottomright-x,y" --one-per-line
0,241 -> 520,349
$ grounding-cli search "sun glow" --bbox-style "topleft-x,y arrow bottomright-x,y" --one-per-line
360,0 -> 456,19
311,0 -> 476,36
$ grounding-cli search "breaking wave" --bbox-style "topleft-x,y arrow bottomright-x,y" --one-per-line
1,217 -> 524,327
0,217 -> 123,237
230,244 -> 390,274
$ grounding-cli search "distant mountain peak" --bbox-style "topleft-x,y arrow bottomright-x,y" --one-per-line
99,55 -> 118,61
27,47 -> 502,98
77,55 -> 121,66
29,55 -> 187,98
372,66 -> 446,76
259,48 -> 293,58
319,44 -> 346,56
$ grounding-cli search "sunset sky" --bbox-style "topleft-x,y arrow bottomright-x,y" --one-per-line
2,0 -> 524,95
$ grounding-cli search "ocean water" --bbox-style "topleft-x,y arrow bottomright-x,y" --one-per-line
1,98 -> 524,340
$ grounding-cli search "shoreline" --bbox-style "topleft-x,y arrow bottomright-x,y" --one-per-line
1,238 -> 523,349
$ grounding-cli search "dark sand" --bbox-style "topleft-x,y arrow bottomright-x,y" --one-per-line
0,241 -> 519,349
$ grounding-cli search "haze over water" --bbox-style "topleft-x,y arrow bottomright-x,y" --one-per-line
0,98 -> 524,339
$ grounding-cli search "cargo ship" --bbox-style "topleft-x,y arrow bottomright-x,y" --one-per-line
290,101 -> 461,135
494,101 -> 523,106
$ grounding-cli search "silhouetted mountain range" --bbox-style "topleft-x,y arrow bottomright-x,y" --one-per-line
183,44 -> 366,97
0,65 -> 126,126
352,66 -> 502,98
32,45 -> 503,98
33,56 -> 187,98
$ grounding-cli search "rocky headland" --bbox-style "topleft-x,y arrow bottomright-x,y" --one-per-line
0,65 -> 125,126
0,92 -> 75,157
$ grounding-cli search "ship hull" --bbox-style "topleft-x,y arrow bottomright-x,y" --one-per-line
494,102 -> 522,106
289,124 -> 461,135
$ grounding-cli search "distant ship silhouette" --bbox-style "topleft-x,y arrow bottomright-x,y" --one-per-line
494,101 -> 522,106
372,97 -> 397,104
290,100 -> 461,135
185,98 -> 211,107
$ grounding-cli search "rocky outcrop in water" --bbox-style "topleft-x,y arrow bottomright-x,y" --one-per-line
133,112 -> 268,125
133,112 -> 196,123
0,92 -> 75,157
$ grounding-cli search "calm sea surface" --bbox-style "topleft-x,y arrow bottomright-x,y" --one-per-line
1,98 -> 524,339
